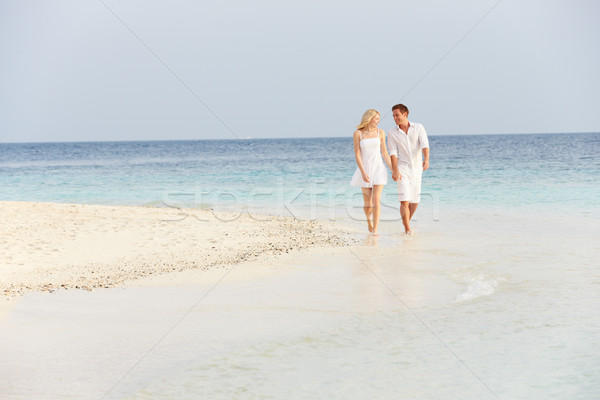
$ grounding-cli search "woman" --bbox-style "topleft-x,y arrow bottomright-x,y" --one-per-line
350,109 -> 392,236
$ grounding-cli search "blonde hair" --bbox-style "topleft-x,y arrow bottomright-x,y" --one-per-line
356,109 -> 380,130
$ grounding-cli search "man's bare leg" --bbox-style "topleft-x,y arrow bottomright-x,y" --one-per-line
400,201 -> 411,234
409,203 -> 419,220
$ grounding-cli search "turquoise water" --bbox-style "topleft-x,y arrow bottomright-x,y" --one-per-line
1,133 -> 599,218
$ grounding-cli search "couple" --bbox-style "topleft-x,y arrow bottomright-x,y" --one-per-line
350,104 -> 430,236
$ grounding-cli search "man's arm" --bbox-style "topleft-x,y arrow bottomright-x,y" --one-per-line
422,147 -> 429,171
387,132 -> 401,181
419,125 -> 430,171
391,155 -> 401,181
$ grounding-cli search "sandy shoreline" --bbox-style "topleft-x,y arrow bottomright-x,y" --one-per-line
0,201 -> 353,297
2,201 -> 598,398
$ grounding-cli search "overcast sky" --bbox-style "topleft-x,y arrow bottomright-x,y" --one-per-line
1,0 -> 599,142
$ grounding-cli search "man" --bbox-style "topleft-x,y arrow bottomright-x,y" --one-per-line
387,104 -> 430,235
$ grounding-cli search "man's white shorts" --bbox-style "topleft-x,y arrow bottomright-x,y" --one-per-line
397,175 -> 421,203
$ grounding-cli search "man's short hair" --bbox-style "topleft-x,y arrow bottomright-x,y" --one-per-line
392,104 -> 409,115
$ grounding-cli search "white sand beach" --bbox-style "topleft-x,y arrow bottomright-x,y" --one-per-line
0,201 -> 352,297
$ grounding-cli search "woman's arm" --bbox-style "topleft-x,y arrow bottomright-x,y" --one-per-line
379,129 -> 392,170
353,131 -> 369,182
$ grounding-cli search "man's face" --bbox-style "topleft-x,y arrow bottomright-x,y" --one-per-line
393,110 -> 408,126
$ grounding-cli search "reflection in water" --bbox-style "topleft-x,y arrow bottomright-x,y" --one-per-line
363,234 -> 379,247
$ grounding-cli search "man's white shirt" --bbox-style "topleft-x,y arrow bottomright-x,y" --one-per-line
387,122 -> 429,178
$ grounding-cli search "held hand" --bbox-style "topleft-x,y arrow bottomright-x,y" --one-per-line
423,160 -> 429,171
361,172 -> 370,183
392,170 -> 401,181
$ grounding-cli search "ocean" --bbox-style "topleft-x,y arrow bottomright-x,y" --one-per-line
1,133 -> 599,218
1,133 -> 599,399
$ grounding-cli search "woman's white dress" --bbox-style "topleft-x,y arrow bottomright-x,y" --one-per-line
350,131 -> 388,187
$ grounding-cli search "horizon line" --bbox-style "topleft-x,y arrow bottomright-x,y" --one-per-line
1,131 -> 598,145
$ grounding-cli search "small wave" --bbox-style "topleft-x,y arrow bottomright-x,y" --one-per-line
455,274 -> 502,302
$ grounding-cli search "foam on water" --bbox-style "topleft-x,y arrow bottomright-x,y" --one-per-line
455,273 -> 503,303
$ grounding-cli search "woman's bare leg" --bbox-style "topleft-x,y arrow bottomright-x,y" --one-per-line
361,188 -> 373,232
371,185 -> 383,236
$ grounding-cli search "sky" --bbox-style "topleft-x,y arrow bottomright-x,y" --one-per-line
1,0 -> 599,142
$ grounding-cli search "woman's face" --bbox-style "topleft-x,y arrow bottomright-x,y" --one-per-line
370,114 -> 380,127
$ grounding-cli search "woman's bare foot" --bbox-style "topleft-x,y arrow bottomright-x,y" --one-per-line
367,220 -> 373,232
372,231 -> 379,236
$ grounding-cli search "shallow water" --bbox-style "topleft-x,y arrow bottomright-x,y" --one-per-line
1,210 -> 598,399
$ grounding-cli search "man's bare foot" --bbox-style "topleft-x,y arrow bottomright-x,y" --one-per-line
405,230 -> 412,235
